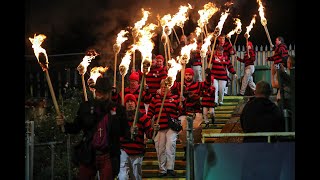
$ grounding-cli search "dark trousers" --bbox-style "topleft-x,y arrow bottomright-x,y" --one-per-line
78,153 -> 113,180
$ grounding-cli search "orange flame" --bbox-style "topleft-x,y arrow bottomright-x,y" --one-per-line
160,4 -> 192,35
197,2 -> 219,28
194,27 -> 202,37
244,15 -> 256,39
89,66 -> 109,83
226,18 -> 242,39
166,58 -> 182,87
179,38 -> 197,64
257,0 -> 267,26
134,9 -> 150,31
29,34 -> 49,71
201,33 -> 213,58
77,50 -> 99,75
114,30 -> 129,54
214,9 -> 230,36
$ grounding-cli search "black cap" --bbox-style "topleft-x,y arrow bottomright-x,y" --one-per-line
92,77 -> 112,93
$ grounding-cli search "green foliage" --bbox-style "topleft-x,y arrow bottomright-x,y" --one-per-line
29,87 -> 84,180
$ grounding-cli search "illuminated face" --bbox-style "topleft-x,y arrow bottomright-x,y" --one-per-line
218,36 -> 225,45
185,73 -> 193,82
160,83 -> 166,95
216,50 -> 223,56
275,38 -> 281,46
152,59 -> 157,66
125,99 -> 136,111
129,80 -> 139,88
156,58 -> 163,67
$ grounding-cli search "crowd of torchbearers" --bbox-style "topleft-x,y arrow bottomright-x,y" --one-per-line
28,1 -> 294,179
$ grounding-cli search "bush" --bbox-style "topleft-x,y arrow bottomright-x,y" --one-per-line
27,87 -> 85,180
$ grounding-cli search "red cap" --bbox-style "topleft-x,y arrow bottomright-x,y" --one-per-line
185,68 -> 194,76
155,55 -> 164,61
129,72 -> 140,82
124,94 -> 137,104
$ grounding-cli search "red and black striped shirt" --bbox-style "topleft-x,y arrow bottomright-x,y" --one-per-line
147,93 -> 180,130
120,112 -> 154,155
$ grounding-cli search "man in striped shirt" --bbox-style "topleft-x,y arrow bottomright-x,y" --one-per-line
236,41 -> 256,96
119,94 -> 159,180
145,55 -> 168,97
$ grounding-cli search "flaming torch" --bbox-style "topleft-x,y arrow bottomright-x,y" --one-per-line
113,30 -> 128,87
88,66 -> 108,99
119,51 -> 134,105
152,59 -> 182,139
179,39 -> 197,106
200,33 -> 213,80
244,15 -> 256,58
197,2 -> 219,39
131,23 -> 157,139
226,18 -> 242,46
257,0 -> 274,48
29,34 -> 64,132
77,49 -> 99,101
132,9 -> 150,71
209,10 -> 230,69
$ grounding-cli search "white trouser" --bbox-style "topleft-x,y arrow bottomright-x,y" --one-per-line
192,65 -> 202,82
224,70 -> 230,94
154,128 -> 178,174
202,107 -> 215,123
118,149 -> 144,180
240,65 -> 256,95
214,79 -> 227,104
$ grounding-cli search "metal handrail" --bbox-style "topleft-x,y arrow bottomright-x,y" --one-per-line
202,132 -> 295,143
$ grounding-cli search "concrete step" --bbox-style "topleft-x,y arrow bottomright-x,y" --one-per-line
142,170 -> 186,178
143,160 -> 186,166
202,129 -> 222,134
215,105 -> 237,110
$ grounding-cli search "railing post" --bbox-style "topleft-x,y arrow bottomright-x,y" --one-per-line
50,143 -> 55,180
186,113 -> 194,180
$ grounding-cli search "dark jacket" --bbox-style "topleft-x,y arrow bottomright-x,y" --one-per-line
240,97 -> 285,142
64,100 -> 129,174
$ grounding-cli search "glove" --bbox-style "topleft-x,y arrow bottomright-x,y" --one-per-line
144,85 -> 149,95
87,78 -> 95,87
112,87 -> 117,96
153,124 -> 160,131
56,114 -> 65,126
130,126 -> 139,136
233,74 -> 238,79
205,68 -> 211,75
205,68 -> 211,82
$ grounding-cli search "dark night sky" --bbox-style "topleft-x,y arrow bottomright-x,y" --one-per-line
25,0 -> 296,57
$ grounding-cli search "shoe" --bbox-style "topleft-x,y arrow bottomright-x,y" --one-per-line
204,122 -> 210,129
167,169 -> 176,176
237,93 -> 244,96
158,173 -> 167,177
224,93 -> 229,96
211,116 -> 215,125
219,102 -> 223,106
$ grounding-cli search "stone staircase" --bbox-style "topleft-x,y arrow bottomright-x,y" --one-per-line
142,96 -> 244,180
